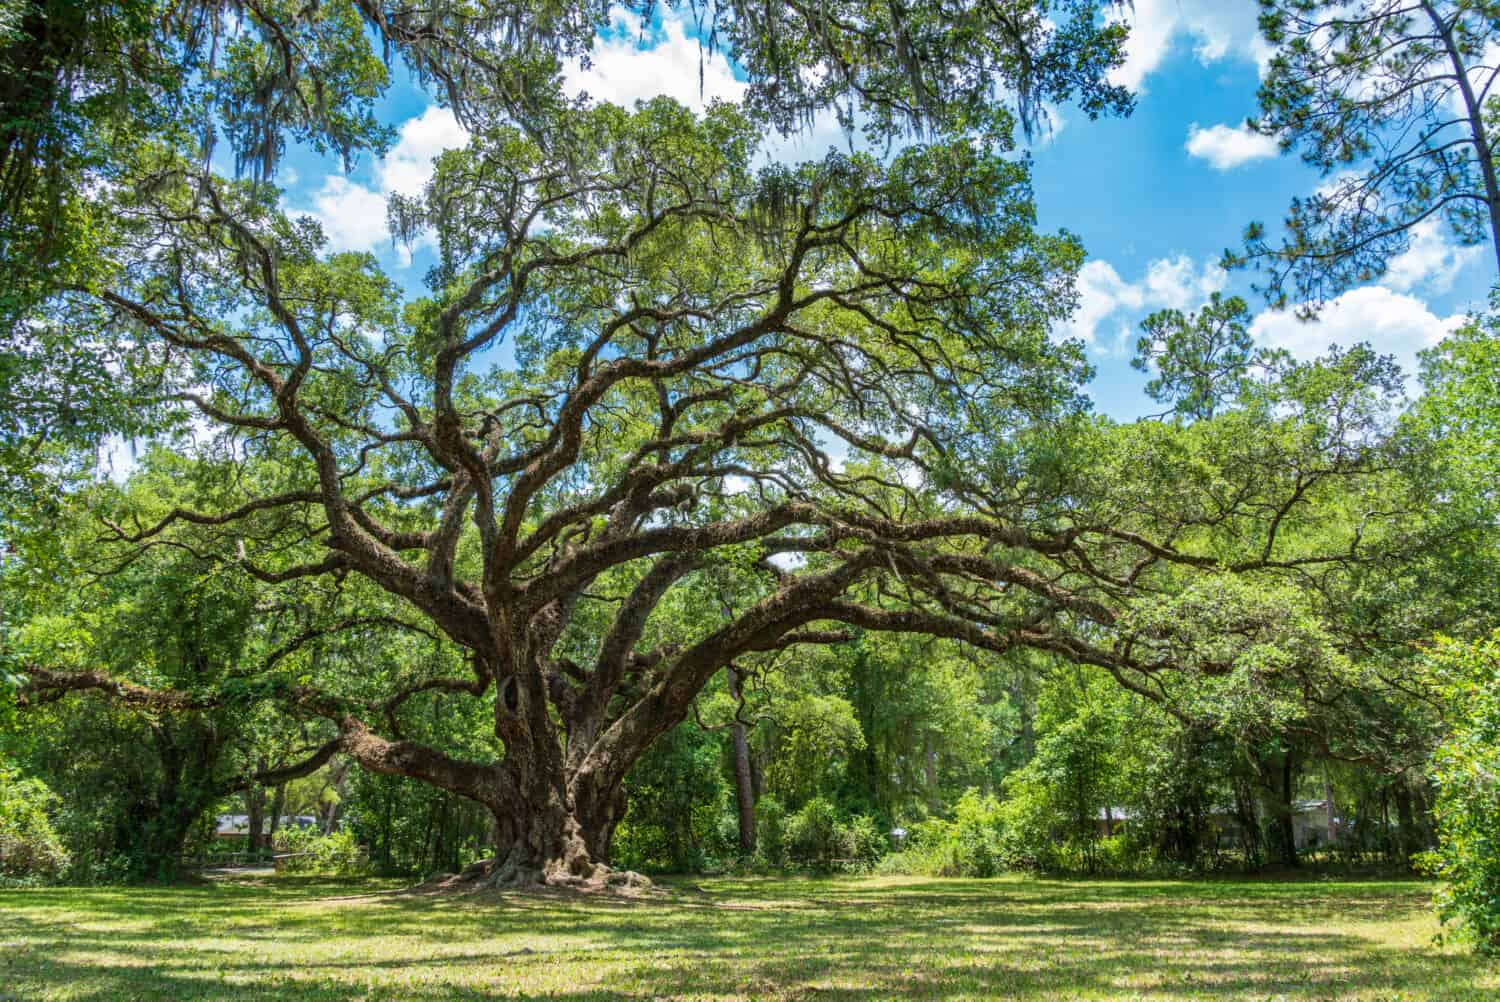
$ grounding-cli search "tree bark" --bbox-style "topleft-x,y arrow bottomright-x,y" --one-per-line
245,754 -> 269,854
924,740 -> 940,814
1323,767 -> 1337,846
267,783 -> 287,845
1233,774 -> 1261,867
727,666 -> 756,855
1394,783 -> 1420,868
337,699 -> 644,888
1276,754 -> 1299,867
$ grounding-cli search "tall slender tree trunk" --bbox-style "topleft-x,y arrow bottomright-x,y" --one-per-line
727,666 -> 756,855
267,783 -> 287,847
1323,767 -> 1337,846
246,756 -> 267,853
1276,754 -> 1299,867
1381,787 -> 1394,863
1395,783 -> 1420,867
1424,0 -> 1500,273
924,739 -> 940,814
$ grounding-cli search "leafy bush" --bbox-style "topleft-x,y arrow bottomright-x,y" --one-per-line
996,778 -> 1065,872
1422,633 -> 1500,953
784,796 -> 842,868
272,824 -> 367,875
871,850 -> 920,875
882,789 -> 1007,877
612,722 -> 729,873
841,814 -> 885,870
780,797 -> 884,872
0,768 -> 69,883
754,796 -> 786,866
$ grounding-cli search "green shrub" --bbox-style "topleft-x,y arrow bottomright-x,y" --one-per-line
1095,833 -> 1149,874
996,782 -> 1062,871
1422,632 -> 1500,954
754,796 -> 786,866
784,797 -> 842,868
872,849 -> 921,875
612,722 -> 729,873
0,768 -> 69,884
841,814 -> 885,870
273,825 -> 368,875
779,797 -> 885,872
889,790 -> 1007,877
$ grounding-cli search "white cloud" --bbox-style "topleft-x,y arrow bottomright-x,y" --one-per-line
563,14 -> 745,111
761,111 -> 860,165
1143,254 -> 1228,309
1066,260 -> 1143,345
1185,122 -> 1279,169
298,105 -> 469,261
1063,255 -> 1226,347
1111,0 -> 1273,93
562,13 -> 860,166
305,176 -> 390,256
1249,286 -> 1464,373
1381,218 -> 1482,295
378,106 -> 470,197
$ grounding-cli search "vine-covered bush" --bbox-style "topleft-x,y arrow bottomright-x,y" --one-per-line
879,789 -> 1007,877
783,797 -> 842,868
754,796 -> 787,866
1422,632 -> 1500,954
272,825 -> 368,875
0,767 -> 69,884
612,723 -> 731,873
781,797 -> 884,872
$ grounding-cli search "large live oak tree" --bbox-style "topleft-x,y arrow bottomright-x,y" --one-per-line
2,0 -> 1132,523
21,88 -> 1456,885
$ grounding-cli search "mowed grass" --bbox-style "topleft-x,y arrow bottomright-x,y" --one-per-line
0,872 -> 1493,1000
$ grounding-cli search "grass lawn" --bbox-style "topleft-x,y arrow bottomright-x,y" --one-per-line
0,872 -> 1493,1000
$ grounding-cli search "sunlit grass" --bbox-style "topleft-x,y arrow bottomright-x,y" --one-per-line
0,872 -> 1493,999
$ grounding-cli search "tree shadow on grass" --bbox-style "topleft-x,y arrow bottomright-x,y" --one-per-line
2,874 -> 1493,1000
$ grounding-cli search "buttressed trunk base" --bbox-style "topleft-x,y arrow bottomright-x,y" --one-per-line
453,802 -> 650,891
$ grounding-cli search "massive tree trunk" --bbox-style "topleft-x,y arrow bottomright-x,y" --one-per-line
334,658 -> 652,888
477,750 -> 633,887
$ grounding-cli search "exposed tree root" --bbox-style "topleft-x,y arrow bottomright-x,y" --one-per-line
420,856 -> 654,896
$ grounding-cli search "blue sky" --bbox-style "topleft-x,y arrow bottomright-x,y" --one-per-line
270,1 -> 1496,420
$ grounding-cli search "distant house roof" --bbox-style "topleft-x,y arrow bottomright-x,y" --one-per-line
1096,807 -> 1137,821
215,814 -> 318,836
